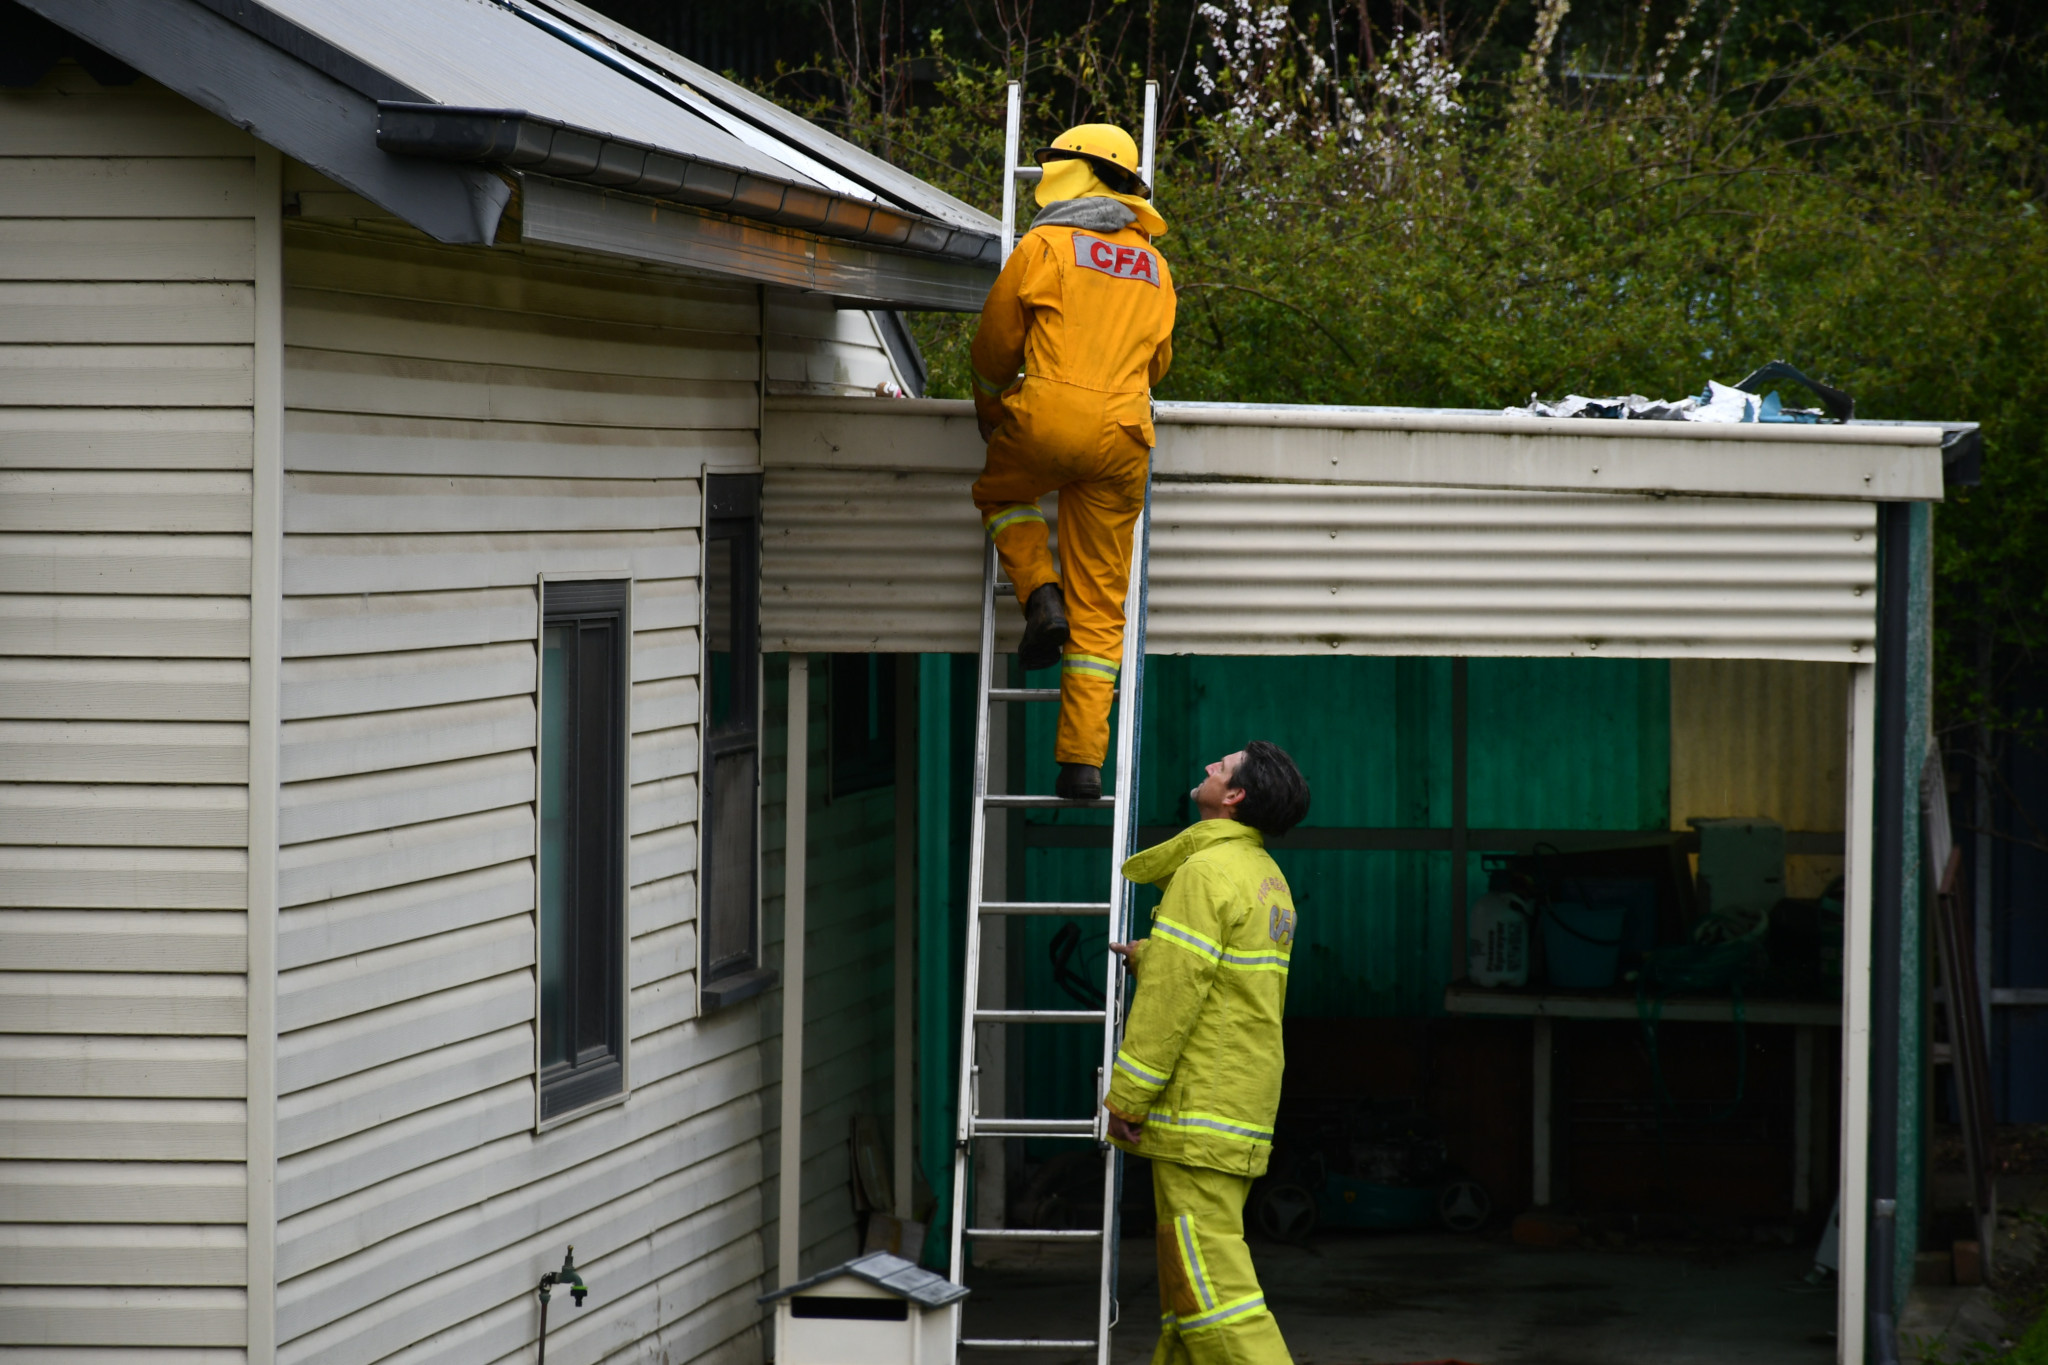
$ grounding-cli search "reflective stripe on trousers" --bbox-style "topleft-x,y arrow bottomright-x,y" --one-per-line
1150,1159 -> 1293,1365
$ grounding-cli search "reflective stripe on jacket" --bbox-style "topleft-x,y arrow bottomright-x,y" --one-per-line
1106,820 -> 1296,1176
969,222 -> 1176,445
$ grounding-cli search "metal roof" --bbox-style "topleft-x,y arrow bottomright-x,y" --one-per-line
23,0 -> 1000,306
757,1252 -> 970,1309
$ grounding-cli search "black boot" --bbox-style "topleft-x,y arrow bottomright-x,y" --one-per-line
1019,583 -> 1070,673
1056,763 -> 1102,801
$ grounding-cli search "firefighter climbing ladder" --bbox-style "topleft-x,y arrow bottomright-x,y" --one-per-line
949,80 -> 1158,1364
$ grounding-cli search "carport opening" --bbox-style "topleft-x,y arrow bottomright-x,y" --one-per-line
958,652 -> 1849,1364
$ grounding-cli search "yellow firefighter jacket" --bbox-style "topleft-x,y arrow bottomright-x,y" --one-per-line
1105,820 -> 1296,1177
970,220 -> 1176,448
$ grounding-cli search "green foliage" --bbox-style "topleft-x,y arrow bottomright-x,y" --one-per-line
806,1 -> 2048,740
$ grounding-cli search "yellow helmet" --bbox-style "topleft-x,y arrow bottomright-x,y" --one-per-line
1035,123 -> 1150,198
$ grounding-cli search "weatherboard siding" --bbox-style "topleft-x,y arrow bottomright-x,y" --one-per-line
0,67 -> 258,1356
274,222 -> 731,1365
270,222 -> 904,1365
0,63 -> 913,1365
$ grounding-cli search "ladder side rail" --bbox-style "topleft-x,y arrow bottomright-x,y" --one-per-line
950,539 -> 1003,1286
1140,80 -> 1158,191
1001,82 -> 1022,260
1100,493 -> 1152,1122
1096,491 -> 1152,1364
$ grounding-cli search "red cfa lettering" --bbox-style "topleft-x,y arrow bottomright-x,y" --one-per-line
1072,234 -> 1160,286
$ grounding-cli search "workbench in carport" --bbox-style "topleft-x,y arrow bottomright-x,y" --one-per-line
1444,984 -> 1841,1218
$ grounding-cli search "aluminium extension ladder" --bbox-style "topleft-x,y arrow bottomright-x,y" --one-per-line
948,80 -> 1159,1364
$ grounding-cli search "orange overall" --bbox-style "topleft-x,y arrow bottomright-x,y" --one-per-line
970,223 -> 1176,767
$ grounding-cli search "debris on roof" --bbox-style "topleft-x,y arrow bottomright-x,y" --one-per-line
1511,380 -> 1830,424
1511,361 -> 1857,425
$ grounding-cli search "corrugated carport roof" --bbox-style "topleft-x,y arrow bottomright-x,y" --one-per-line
22,0 -> 1001,307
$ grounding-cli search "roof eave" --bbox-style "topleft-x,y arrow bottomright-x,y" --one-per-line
23,0 -> 1000,299
22,0 -> 511,245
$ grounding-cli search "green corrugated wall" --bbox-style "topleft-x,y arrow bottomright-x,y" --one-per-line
1008,655 -> 1672,1126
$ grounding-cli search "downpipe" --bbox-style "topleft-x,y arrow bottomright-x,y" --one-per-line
1867,503 -> 1910,1365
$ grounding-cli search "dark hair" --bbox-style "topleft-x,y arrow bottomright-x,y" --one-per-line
1230,741 -> 1310,838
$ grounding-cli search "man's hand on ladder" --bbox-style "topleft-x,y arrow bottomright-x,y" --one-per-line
1106,941 -> 1145,1146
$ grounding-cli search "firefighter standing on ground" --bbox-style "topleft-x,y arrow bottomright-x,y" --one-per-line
970,122 -> 1176,800
1107,741 -> 1311,1365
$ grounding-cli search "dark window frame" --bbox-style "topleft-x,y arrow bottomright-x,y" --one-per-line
700,474 -> 773,1009
536,577 -> 631,1124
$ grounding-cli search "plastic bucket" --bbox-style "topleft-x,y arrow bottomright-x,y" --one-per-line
1563,877 -> 1658,952
1542,901 -> 1627,989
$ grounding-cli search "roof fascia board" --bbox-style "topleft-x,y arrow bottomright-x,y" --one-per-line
518,174 -> 996,311
762,396 -> 1947,501
24,0 -> 511,245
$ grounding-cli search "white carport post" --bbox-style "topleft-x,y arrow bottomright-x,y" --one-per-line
779,654 -> 810,1286
1837,662 -> 1877,1364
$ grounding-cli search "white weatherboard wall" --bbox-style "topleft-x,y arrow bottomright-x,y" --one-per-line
269,218 -> 907,1365
0,68 -> 259,1355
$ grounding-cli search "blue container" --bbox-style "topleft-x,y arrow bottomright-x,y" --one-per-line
1563,877 -> 1659,952
1543,901 -> 1627,989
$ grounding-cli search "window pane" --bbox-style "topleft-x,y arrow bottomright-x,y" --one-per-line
706,746 -> 757,974
538,623 -> 573,1070
706,535 -> 734,731
574,619 -> 616,1061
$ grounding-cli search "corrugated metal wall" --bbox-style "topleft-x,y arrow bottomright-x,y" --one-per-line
1013,655 -> 1675,1126
0,68 -> 260,1357
1669,659 -> 1848,898
267,220 -> 906,1364
1669,660 -> 1848,831
764,474 -> 1878,663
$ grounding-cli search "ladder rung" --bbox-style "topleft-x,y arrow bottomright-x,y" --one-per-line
979,900 -> 1112,916
1007,166 -> 1045,183
963,1341 -> 1096,1351
971,1117 -> 1096,1137
975,1009 -> 1105,1024
988,687 -> 1061,702
983,794 -> 1115,809
965,1227 -> 1102,1241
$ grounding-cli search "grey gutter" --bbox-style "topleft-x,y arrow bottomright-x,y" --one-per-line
377,103 -> 998,266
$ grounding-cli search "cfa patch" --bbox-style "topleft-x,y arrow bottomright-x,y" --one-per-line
1071,234 -> 1160,286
